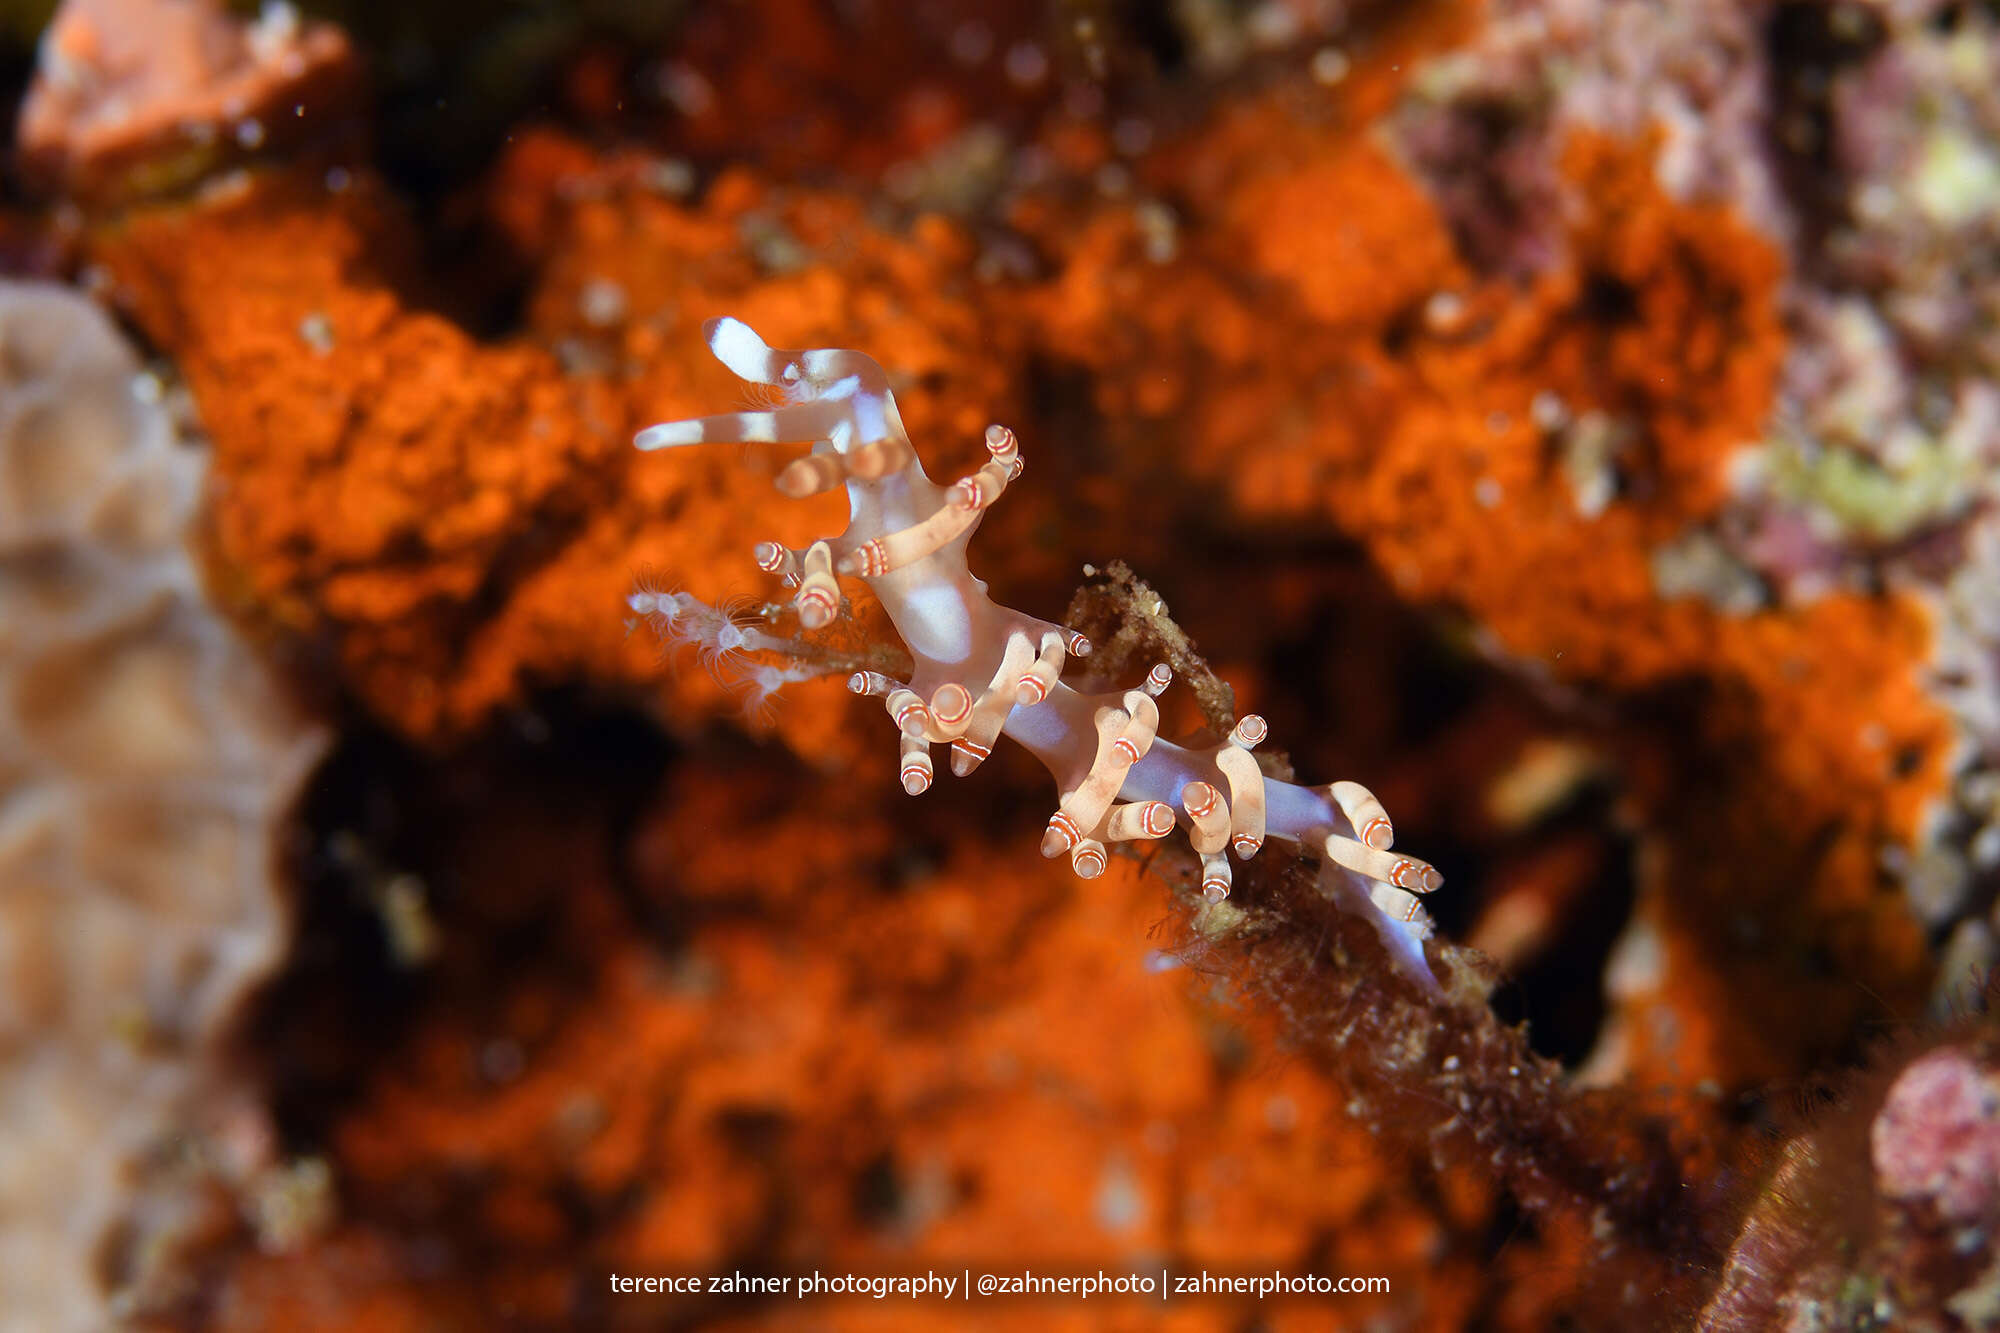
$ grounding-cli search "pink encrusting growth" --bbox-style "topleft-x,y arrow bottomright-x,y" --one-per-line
633,319 -> 1444,983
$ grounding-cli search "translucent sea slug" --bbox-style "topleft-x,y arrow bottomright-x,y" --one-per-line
633,319 -> 1443,983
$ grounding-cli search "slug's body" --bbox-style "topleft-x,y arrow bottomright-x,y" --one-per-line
635,319 -> 1442,985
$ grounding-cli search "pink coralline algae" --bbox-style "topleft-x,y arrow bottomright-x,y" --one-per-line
1874,1048 -> 2000,1228
1701,1032 -> 2000,1331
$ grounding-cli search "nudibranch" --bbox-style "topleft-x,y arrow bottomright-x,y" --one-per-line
633,319 -> 1442,984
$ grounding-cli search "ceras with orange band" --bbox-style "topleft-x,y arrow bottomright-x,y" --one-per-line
633,319 -> 1446,985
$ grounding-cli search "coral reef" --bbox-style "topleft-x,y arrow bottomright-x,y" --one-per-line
7,0 -> 1999,1326
0,280 -> 327,1330
1391,0 -> 2000,993
1029,102 -> 1945,1104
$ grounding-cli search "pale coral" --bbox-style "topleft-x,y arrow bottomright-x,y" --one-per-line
0,280 -> 327,1331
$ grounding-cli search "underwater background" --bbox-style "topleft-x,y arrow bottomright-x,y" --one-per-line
4,0 -> 2000,1328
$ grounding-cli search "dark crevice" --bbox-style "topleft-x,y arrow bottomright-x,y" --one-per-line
1762,0 -> 1885,271
1487,788 -> 1638,1068
244,693 -> 676,1155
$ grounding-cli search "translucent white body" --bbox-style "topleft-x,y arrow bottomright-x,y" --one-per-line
635,319 -> 1440,984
